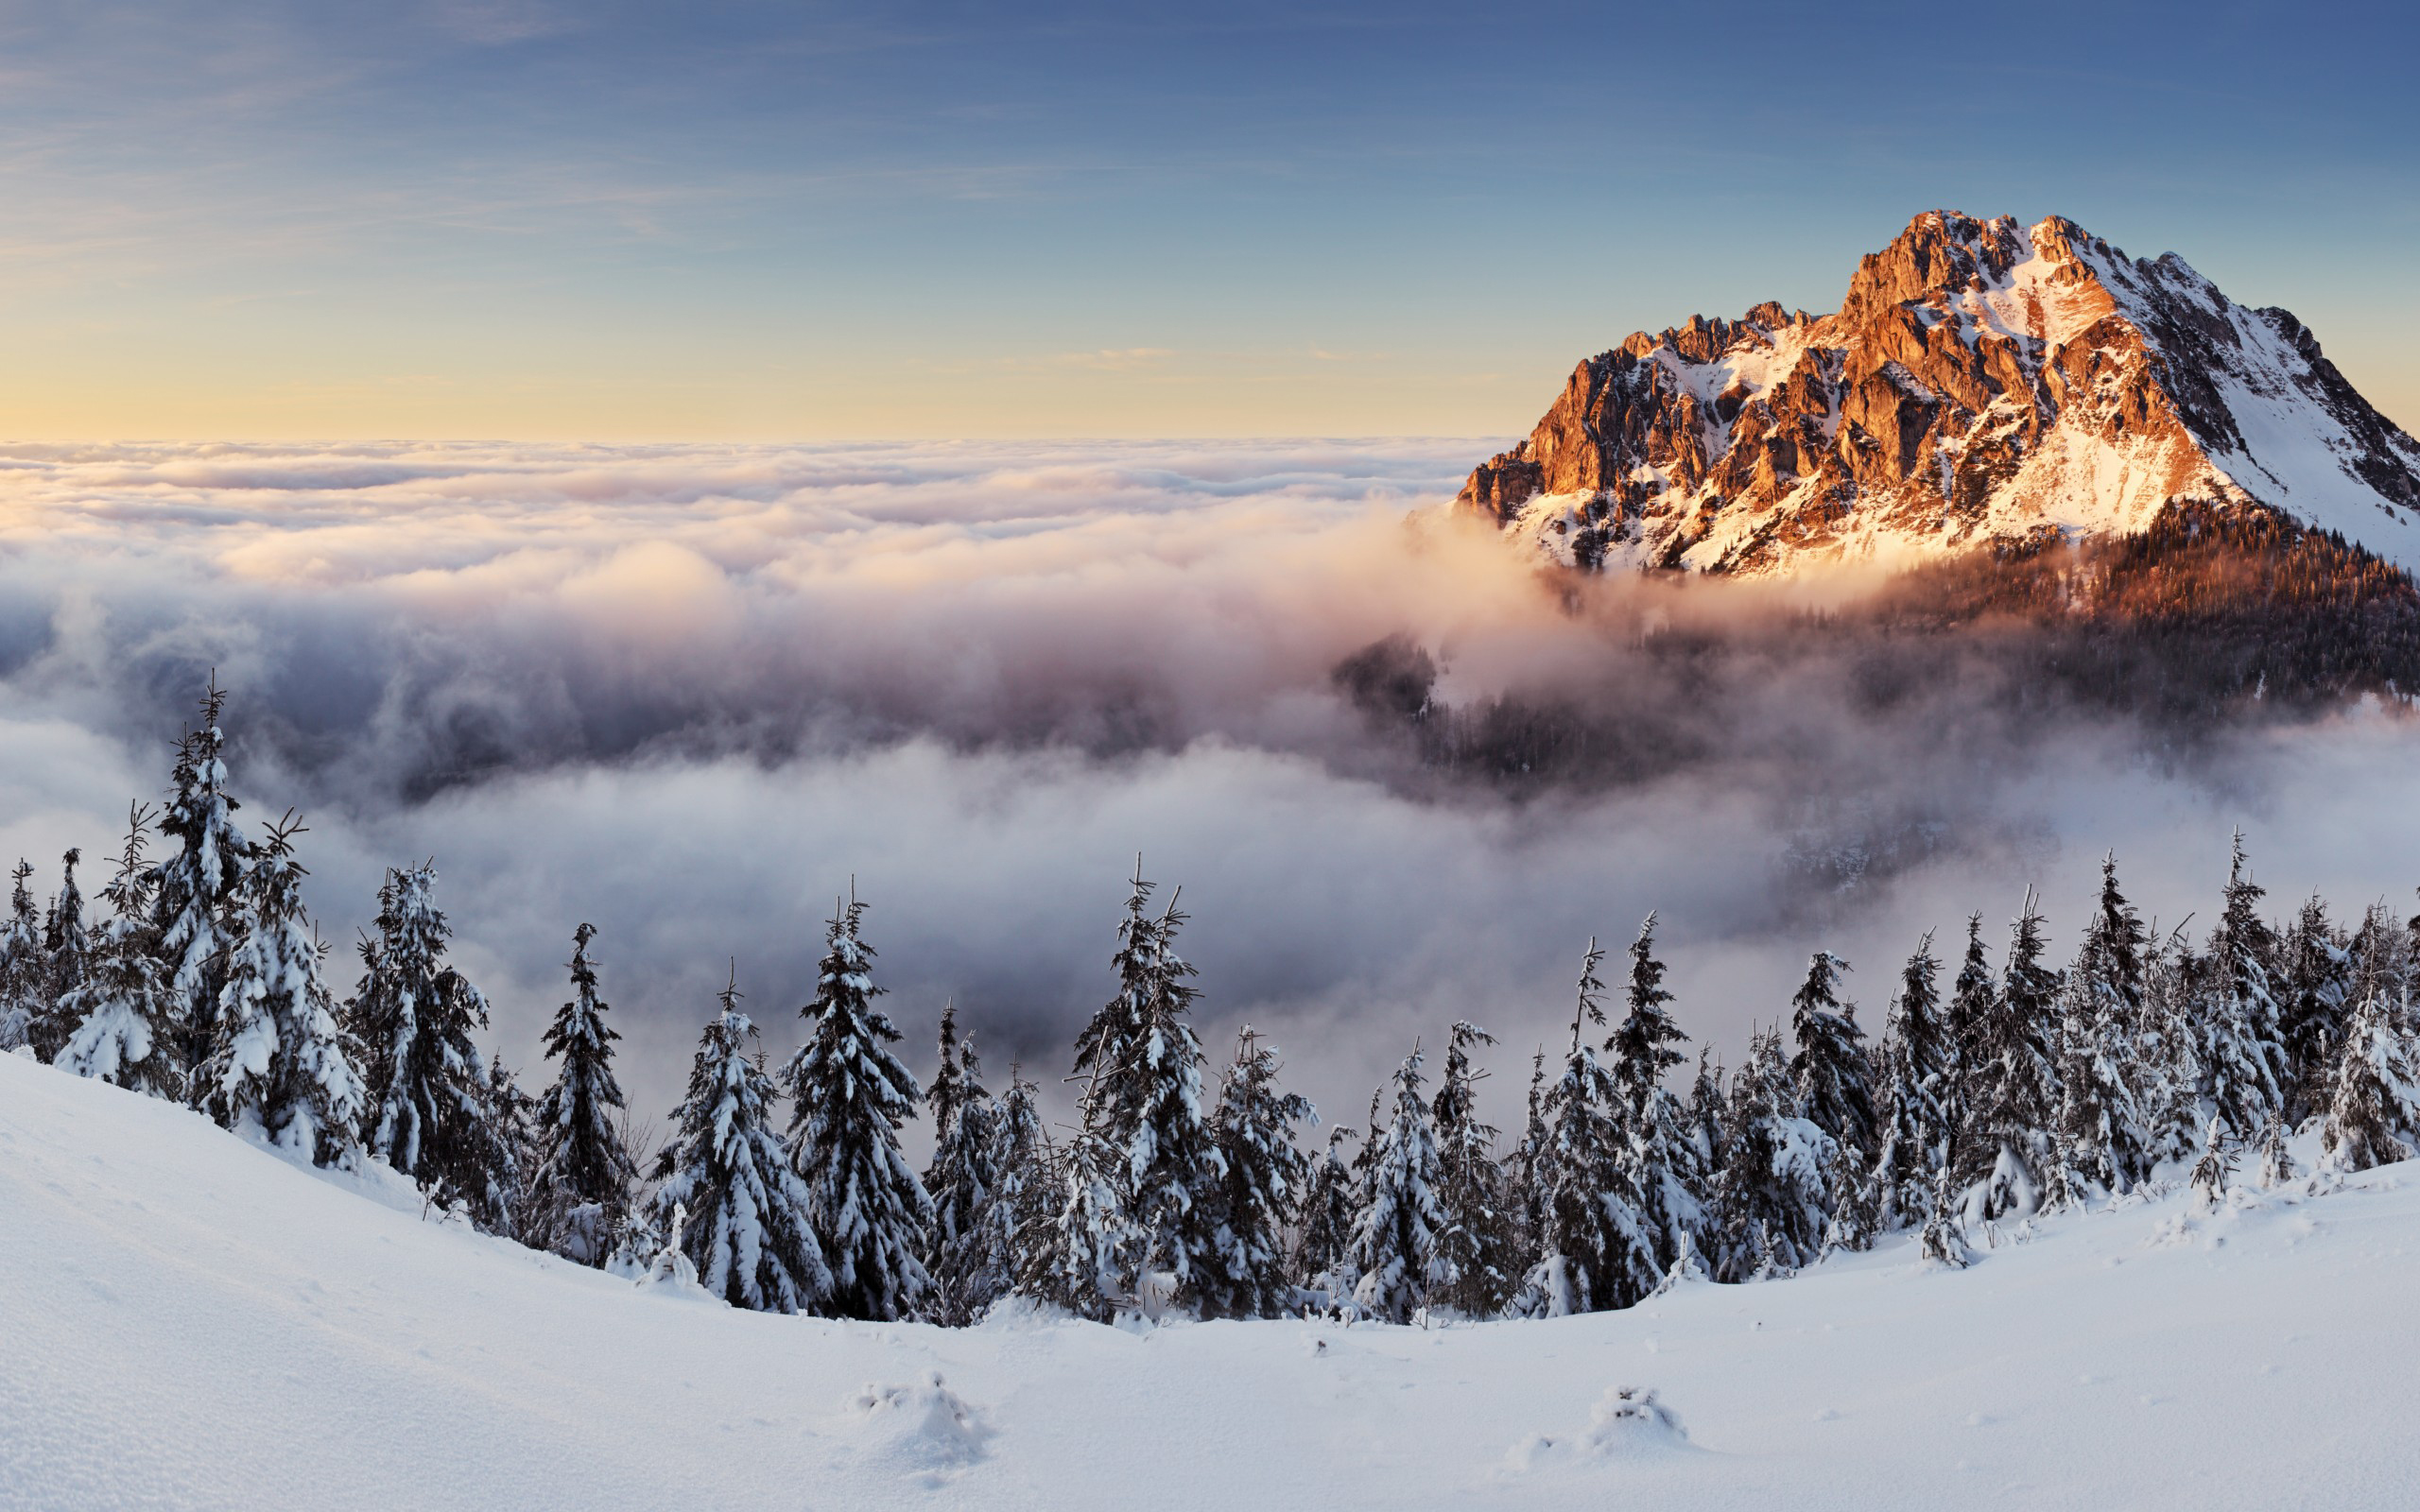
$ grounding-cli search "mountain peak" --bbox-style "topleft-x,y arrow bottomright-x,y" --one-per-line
1461,212 -> 2420,577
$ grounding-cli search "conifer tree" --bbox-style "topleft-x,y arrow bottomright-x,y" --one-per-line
2054,857 -> 2155,1205
2276,896 -> 2351,1125
1525,940 -> 1653,1314
1870,933 -> 1951,1229
200,816 -> 366,1168
0,860 -> 40,1053
784,894 -> 932,1322
350,863 -> 513,1228
59,807 -> 182,1100
2202,833 -> 2287,1141
32,848 -> 91,1061
649,972 -> 833,1313
1205,1026 -> 1315,1317
2321,921 -> 2420,1173
1608,917 -> 1705,1279
1069,867 -> 1223,1303
1428,1020 -> 1510,1316
923,1004 -> 1002,1323
1944,911 -> 1995,1145
150,682 -> 254,1088
1351,1043 -> 1448,1323
1504,1047 -> 1551,1263
1959,891 -> 2063,1219
2138,919 -> 2209,1160
1024,1121 -> 1133,1322
945,1063 -> 1042,1321
1789,950 -> 1874,1174
1291,1125 -> 1360,1297
530,923 -> 637,1264
2188,1116 -> 2236,1209
1707,1026 -> 1833,1280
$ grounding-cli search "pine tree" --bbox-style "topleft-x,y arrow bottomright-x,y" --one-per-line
1205,1025 -> 1315,1318
1525,939 -> 1653,1314
2138,918 -> 2209,1161
649,972 -> 833,1313
946,1063 -> 1042,1322
924,1004 -> 1003,1324
32,849 -> 91,1061
1707,1026 -> 1833,1280
2321,926 -> 2420,1174
200,816 -> 367,1168
1351,1043 -> 1448,1323
1429,1020 -> 1510,1317
1023,1122 -> 1133,1322
1608,916 -> 1704,1280
1291,1125 -> 1360,1298
1504,1047 -> 1551,1265
783,894 -> 932,1322
1069,866 -> 1222,1304
530,923 -> 637,1264
1870,933 -> 1951,1230
2051,856 -> 2153,1205
0,860 -> 41,1053
485,1057 -> 541,1239
149,681 -> 254,1089
349,863 -> 513,1228
2202,833 -> 2287,1141
1789,950 -> 1875,1174
58,806 -> 182,1100
1959,890 -> 2063,1220
2276,895 -> 2351,1125
2188,1116 -> 2236,1210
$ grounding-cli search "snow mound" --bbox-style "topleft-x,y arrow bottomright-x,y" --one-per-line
1505,1384 -> 1692,1470
839,1371 -> 994,1483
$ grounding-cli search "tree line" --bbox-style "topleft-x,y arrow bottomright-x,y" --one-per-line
8,679 -> 2420,1325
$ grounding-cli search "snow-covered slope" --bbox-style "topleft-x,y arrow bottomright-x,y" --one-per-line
1462,212 -> 2420,577
7,1048 -> 2420,1510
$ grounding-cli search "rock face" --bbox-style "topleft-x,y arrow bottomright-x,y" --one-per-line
1461,212 -> 2420,576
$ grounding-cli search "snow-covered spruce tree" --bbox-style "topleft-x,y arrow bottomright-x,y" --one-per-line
2138,919 -> 2210,1162
200,816 -> 367,1167
2200,833 -> 2288,1142
1958,891 -> 2063,1221
944,1063 -> 1042,1321
1067,868 -> 1223,1305
2187,1116 -> 2236,1209
58,807 -> 182,1099
2050,856 -> 2155,1206
1205,1025 -> 1315,1318
1683,1047 -> 1727,1190
2276,895 -> 2352,1126
1943,912 -> 1994,1140
2320,920 -> 2420,1174
32,848 -> 92,1062
530,923 -> 638,1264
1707,1026 -> 1834,1281
649,974 -> 833,1313
349,863 -> 513,1228
1789,951 -> 1875,1176
150,682 -> 255,1089
0,860 -> 41,1052
1291,1125 -> 1360,1297
1524,939 -> 1653,1314
485,1057 -> 542,1238
1870,933 -> 1951,1230
1610,916 -> 1705,1279
923,1005 -> 1003,1324
1428,1020 -> 1511,1316
783,895 -> 932,1322
1022,1120 -> 1133,1323
1351,1042 -> 1449,1323
1502,1048 -> 1551,1270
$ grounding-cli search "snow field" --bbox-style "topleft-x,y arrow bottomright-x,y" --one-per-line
6,1047 -> 2419,1510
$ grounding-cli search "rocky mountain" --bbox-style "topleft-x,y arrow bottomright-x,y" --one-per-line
1460,212 -> 2420,579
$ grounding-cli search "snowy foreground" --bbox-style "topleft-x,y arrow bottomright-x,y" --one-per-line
7,1052 -> 2420,1511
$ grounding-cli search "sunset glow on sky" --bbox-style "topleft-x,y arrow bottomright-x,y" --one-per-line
4,1 -> 2413,440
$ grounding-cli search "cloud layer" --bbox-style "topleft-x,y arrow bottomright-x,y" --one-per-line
4,438 -> 2413,1139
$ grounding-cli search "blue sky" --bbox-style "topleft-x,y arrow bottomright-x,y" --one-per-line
3,0 -> 2413,438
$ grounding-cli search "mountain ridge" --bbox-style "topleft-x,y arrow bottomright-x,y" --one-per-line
1460,212 -> 2420,579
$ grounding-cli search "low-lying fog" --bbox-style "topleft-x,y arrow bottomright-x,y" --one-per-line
3,438 -> 2411,1140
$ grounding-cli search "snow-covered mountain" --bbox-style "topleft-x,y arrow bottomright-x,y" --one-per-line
11,1045 -> 2420,1509
1461,212 -> 2420,577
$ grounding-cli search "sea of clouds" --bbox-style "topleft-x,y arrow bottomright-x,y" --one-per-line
4,438 -> 2416,1137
